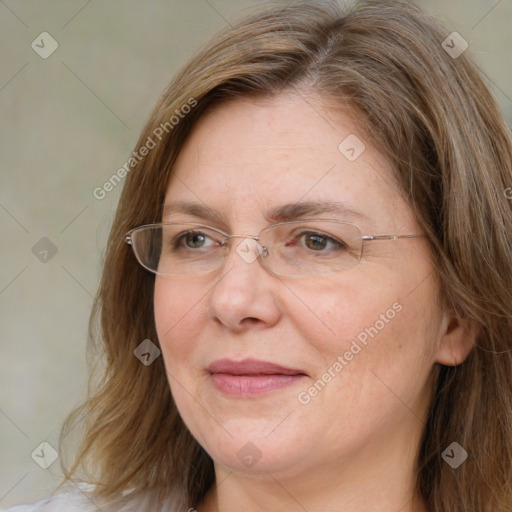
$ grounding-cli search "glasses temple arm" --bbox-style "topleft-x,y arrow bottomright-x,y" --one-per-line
362,234 -> 423,241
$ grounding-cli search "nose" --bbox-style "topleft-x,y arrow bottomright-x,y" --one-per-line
208,236 -> 282,332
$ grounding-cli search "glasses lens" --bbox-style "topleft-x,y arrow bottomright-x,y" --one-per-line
129,221 -> 363,277
131,224 -> 226,276
260,220 -> 362,276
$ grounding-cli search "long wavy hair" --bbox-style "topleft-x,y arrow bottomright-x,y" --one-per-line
58,1 -> 512,510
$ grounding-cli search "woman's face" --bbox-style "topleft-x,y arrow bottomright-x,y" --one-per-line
154,92 -> 445,481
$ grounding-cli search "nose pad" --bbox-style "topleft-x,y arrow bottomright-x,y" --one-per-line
233,238 -> 266,265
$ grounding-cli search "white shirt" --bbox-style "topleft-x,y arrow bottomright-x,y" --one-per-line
4,492 -> 98,512
4,487 -> 183,511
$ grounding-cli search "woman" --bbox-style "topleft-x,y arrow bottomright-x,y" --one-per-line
7,1 -> 512,511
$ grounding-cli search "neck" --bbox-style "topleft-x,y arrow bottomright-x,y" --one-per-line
197,421 -> 429,512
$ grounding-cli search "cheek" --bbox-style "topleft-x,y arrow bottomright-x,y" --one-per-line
298,266 -> 441,384
286,274 -> 406,356
288,275 -> 440,454
153,278 -> 211,438
153,278 -> 207,365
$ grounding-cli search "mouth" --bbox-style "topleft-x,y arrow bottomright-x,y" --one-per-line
207,358 -> 308,397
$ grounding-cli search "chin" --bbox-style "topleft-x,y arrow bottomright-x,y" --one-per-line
185,415 -> 311,476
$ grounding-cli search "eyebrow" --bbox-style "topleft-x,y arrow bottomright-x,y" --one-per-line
265,201 -> 369,223
162,200 -> 369,225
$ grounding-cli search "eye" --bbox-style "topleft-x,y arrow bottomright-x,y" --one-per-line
174,230 -> 218,250
290,231 -> 347,252
303,232 -> 327,251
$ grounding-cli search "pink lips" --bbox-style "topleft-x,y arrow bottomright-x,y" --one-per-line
208,358 -> 307,397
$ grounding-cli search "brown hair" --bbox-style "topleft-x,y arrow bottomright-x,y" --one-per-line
58,1 -> 512,510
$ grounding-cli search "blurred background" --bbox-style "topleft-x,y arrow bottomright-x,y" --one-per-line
1,0 -> 510,507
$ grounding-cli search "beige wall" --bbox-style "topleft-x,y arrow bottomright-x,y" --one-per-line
1,0 -> 510,507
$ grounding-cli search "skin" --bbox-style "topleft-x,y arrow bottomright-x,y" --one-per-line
153,91 -> 475,512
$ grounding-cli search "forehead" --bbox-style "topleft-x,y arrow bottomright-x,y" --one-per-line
164,92 -> 410,230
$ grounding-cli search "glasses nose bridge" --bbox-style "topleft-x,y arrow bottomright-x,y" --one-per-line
221,232 -> 263,252
224,233 -> 260,242
220,232 -> 270,270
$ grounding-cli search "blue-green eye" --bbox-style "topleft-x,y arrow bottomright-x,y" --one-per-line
175,231 -> 216,250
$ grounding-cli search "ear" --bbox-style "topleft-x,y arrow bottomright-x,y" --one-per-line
435,310 -> 479,366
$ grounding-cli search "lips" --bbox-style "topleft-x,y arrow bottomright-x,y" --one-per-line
208,358 -> 307,376
207,358 -> 308,397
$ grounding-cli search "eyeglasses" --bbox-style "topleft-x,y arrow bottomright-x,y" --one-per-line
125,220 -> 423,277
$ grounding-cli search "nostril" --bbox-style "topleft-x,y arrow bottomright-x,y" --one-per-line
243,317 -> 260,325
